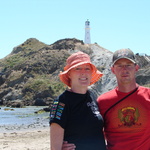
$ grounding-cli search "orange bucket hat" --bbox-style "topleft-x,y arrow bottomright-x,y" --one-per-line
59,51 -> 103,87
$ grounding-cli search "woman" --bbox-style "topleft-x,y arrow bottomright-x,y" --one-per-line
50,51 -> 106,150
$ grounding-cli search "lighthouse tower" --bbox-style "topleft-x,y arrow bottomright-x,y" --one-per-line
84,19 -> 91,44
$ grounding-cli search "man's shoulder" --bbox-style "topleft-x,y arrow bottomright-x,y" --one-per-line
139,86 -> 150,90
138,86 -> 150,93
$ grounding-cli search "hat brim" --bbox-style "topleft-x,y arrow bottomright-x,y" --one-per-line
112,57 -> 136,66
59,62 -> 103,87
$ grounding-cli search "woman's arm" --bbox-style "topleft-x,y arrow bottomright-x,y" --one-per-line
50,123 -> 64,150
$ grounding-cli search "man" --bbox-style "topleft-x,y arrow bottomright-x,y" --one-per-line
61,49 -> 150,150
97,48 -> 150,150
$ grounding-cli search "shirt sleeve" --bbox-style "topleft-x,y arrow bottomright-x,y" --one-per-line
49,94 -> 69,129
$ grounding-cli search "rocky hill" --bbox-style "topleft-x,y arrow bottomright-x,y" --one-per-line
0,38 -> 150,107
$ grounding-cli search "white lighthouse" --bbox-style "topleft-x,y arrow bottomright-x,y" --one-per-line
84,19 -> 91,44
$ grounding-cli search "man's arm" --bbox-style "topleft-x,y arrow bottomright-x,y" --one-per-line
62,141 -> 76,150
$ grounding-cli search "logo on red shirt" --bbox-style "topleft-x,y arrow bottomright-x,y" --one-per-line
118,106 -> 141,127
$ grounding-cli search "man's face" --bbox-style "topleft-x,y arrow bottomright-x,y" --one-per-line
111,58 -> 139,84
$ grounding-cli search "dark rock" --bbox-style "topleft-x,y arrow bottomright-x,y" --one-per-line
6,100 -> 24,108
43,107 -> 50,112
0,74 -> 5,86
34,98 -> 46,106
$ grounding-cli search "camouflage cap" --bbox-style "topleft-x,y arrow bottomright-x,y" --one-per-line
112,48 -> 136,65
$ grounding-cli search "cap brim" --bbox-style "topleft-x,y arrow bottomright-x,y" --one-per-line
112,57 -> 136,66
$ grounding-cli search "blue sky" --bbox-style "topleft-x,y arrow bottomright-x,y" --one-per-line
1,0 -> 150,59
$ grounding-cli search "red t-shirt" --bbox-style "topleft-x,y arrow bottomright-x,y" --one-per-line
97,86 -> 150,150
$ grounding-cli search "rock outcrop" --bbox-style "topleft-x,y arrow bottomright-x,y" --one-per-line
0,38 -> 150,107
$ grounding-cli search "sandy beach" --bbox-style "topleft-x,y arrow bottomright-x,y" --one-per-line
0,106 -> 50,149
0,127 -> 50,150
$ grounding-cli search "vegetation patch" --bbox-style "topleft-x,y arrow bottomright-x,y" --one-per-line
23,74 -> 66,101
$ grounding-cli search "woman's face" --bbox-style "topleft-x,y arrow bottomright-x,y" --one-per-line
68,64 -> 92,88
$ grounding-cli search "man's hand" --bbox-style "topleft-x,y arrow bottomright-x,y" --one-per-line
62,141 -> 76,150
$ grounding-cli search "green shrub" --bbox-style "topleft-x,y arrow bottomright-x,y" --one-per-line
23,75 -> 66,98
